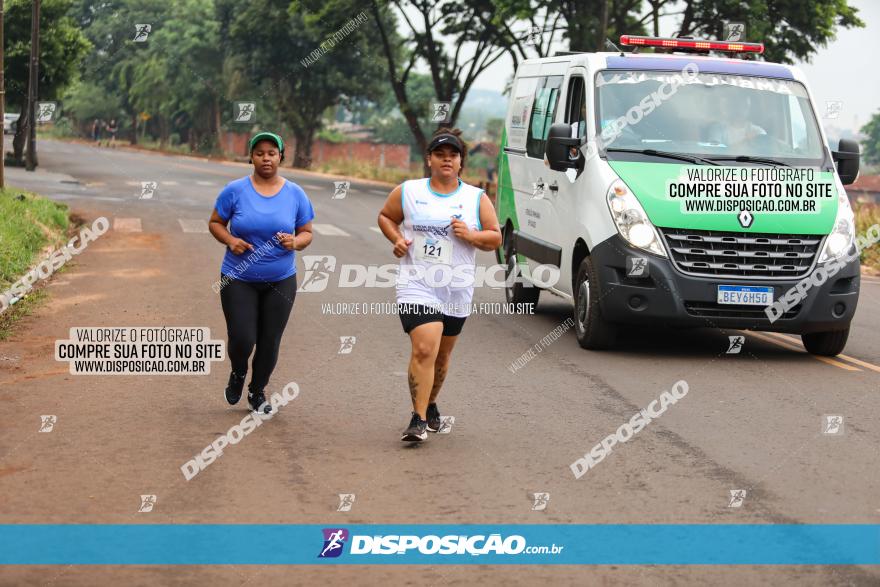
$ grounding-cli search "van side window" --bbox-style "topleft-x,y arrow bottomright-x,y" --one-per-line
507,76 -> 539,151
526,75 -> 563,158
566,76 -> 587,139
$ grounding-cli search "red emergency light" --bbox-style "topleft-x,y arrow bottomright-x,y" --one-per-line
619,35 -> 764,54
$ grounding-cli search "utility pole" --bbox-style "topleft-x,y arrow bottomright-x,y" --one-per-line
24,0 -> 40,171
0,0 -> 5,187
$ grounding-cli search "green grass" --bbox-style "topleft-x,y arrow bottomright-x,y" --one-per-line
312,158 -> 489,188
35,126 -> 74,140
36,130 -> 214,156
854,203 -> 880,272
0,187 -> 70,291
134,137 -> 196,155
313,159 -> 417,185
0,187 -> 71,339
0,289 -> 48,340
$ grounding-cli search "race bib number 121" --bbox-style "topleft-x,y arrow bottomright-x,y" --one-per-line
415,234 -> 452,264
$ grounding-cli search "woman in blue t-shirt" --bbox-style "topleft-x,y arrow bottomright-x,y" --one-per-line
208,131 -> 315,414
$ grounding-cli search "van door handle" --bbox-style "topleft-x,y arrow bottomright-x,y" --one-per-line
549,181 -> 559,192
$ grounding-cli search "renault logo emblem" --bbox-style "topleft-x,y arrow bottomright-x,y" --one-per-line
737,208 -> 754,228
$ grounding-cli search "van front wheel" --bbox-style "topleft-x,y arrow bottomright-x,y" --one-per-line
801,327 -> 850,356
574,256 -> 616,349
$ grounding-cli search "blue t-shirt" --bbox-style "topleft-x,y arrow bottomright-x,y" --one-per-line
215,176 -> 315,282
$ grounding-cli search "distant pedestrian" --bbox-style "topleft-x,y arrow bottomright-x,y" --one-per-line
91,119 -> 102,143
106,119 -> 118,148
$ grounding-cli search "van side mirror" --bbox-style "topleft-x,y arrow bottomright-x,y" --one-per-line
545,123 -> 584,172
832,138 -> 860,185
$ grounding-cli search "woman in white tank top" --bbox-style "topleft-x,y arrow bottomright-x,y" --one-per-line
378,128 -> 502,442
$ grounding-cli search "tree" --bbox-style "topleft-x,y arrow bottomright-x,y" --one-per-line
351,0 -> 537,172
128,0 -> 224,150
365,0 -> 515,159
62,81 -> 123,132
68,0 -> 168,145
370,73 -> 436,159
861,111 -> 880,166
552,0 -> 645,51
5,0 -> 90,162
485,117 -> 503,143
487,0 -> 566,67
498,0 -> 864,62
228,0 -> 386,167
674,0 -> 864,64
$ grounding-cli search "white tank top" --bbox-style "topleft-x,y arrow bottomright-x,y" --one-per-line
396,178 -> 484,318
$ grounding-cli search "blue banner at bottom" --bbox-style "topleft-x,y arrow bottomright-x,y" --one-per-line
1,524 -> 878,565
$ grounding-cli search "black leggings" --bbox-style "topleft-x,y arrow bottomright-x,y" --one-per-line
219,273 -> 297,392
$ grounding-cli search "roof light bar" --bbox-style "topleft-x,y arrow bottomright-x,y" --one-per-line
619,35 -> 764,54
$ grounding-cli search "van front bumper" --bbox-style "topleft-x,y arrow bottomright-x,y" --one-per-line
590,235 -> 859,334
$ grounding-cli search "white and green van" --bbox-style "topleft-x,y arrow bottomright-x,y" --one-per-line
496,35 -> 861,356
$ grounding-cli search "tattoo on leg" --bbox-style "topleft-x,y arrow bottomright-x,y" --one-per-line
430,364 -> 447,402
408,368 -> 418,405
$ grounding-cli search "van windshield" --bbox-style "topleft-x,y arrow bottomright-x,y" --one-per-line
595,70 -> 826,166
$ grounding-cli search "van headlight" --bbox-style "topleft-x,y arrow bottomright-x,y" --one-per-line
818,188 -> 855,263
606,179 -> 667,257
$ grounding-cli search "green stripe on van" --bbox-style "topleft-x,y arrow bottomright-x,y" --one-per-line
608,161 -> 838,235
496,128 -> 519,233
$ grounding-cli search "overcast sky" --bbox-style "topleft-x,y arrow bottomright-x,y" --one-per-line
464,0 -> 879,133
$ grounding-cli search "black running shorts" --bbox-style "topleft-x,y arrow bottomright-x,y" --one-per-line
398,303 -> 467,336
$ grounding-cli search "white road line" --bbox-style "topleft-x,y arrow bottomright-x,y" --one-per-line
312,223 -> 351,237
196,180 -> 215,186
369,227 -> 382,234
178,219 -> 209,233
114,218 -> 142,232
125,181 -> 139,186
164,181 -> 179,186
52,194 -> 124,202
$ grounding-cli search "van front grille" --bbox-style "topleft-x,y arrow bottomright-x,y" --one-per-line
660,228 -> 822,279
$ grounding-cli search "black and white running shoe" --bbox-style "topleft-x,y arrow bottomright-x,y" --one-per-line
225,371 -> 246,405
401,412 -> 428,442
248,389 -> 273,415
426,403 -> 442,433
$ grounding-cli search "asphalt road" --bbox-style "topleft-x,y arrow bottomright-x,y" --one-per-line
1,139 -> 879,586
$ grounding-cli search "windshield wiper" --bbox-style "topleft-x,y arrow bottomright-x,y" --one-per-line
706,155 -> 792,167
605,148 -> 720,166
